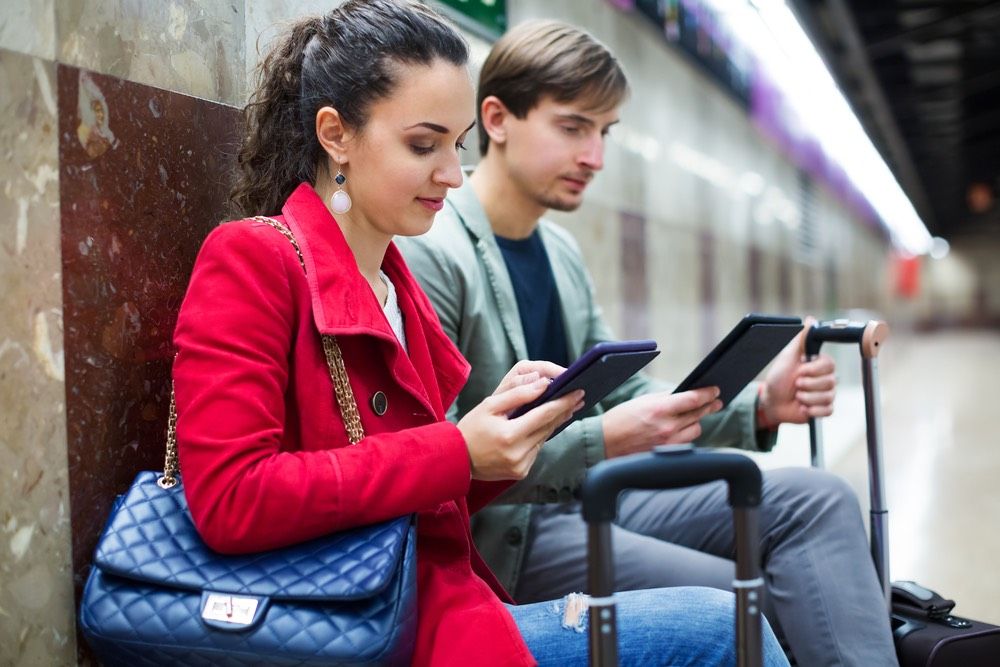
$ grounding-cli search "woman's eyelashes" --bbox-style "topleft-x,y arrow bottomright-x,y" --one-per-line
409,140 -> 468,156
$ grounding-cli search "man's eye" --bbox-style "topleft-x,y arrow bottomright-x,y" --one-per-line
561,125 -> 581,136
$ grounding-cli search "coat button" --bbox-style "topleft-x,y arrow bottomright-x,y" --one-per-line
504,527 -> 523,546
371,391 -> 388,416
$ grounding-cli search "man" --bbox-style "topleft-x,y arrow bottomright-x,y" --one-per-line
397,20 -> 896,666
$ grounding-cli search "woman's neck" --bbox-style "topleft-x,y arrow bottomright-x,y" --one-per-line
313,178 -> 391,305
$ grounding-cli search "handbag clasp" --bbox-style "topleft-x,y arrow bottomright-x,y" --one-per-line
202,593 -> 259,626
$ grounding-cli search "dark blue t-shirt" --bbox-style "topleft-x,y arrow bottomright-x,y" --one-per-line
495,231 -> 570,367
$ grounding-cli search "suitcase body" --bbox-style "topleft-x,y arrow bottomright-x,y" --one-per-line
806,320 -> 1000,666
581,444 -> 765,667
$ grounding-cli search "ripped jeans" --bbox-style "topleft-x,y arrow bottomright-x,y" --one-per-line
506,587 -> 789,667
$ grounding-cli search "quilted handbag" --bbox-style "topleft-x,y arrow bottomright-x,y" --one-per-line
79,217 -> 417,666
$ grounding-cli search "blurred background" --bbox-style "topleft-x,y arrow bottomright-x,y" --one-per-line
1,0 -> 997,663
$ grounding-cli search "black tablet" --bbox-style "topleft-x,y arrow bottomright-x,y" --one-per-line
672,314 -> 803,407
509,340 -> 660,439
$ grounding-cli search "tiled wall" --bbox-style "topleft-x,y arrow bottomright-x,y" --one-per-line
0,1 -> 899,665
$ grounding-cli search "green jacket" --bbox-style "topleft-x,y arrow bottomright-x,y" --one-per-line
396,181 -> 777,596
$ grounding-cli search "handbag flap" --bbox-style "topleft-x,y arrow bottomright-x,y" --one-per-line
93,471 -> 411,601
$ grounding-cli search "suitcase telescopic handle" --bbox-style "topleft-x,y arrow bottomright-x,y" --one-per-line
805,319 -> 889,359
804,318 -> 892,607
582,446 -> 764,667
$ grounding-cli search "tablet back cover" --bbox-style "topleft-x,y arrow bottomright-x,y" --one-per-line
688,324 -> 799,406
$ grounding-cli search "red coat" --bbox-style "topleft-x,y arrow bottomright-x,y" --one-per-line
173,183 -> 536,666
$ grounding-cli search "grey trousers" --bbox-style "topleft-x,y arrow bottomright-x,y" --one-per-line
514,467 -> 898,667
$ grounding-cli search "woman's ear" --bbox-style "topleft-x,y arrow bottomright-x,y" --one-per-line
479,95 -> 510,149
316,106 -> 354,165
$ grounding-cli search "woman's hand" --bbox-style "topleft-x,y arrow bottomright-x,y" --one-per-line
458,361 -> 584,481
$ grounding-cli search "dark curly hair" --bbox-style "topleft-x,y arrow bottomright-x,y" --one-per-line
230,0 -> 469,217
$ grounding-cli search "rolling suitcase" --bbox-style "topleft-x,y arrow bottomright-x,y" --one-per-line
581,445 -> 765,667
806,319 -> 1000,667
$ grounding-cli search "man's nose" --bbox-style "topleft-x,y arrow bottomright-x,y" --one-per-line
578,134 -> 605,171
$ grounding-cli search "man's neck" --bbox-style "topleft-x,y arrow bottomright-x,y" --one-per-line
469,152 -> 547,240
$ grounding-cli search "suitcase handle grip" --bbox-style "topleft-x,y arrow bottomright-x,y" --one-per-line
581,447 -> 762,523
805,319 -> 889,359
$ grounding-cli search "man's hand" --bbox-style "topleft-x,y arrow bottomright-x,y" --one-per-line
759,317 -> 837,427
601,387 -> 722,458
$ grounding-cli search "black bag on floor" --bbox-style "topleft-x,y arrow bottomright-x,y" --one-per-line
891,580 -> 1000,667
806,320 -> 1000,667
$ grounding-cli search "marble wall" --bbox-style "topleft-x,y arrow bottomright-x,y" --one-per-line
0,47 -> 75,666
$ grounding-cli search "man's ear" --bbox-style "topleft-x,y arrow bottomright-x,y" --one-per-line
316,106 -> 354,166
479,95 -> 511,148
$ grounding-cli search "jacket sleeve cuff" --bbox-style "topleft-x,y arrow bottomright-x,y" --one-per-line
406,421 -> 472,503
581,414 -> 608,468
740,382 -> 778,452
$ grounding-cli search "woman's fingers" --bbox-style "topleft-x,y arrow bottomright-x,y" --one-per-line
510,390 -> 584,437
487,377 -> 552,412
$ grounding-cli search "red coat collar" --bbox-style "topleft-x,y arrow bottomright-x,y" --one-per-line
279,183 -> 469,416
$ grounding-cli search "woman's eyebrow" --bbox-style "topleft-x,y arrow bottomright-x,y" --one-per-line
405,120 -> 477,134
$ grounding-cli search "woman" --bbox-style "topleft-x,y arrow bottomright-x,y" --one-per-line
172,1 -> 789,665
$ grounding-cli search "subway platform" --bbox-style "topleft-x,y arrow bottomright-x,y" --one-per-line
751,328 -> 1000,624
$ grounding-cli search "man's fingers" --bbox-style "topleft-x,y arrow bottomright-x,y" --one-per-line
806,404 -> 834,418
668,421 -> 703,444
799,354 -> 835,375
673,398 -> 722,424
796,389 -> 836,407
797,316 -> 818,357
795,375 -> 835,392
669,387 -> 720,413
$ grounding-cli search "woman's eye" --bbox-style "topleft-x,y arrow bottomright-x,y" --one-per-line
456,141 -> 467,152
410,144 -> 434,156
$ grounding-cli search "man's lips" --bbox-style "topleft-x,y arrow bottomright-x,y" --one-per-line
561,175 -> 591,191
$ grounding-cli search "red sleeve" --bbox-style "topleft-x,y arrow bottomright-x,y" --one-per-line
467,481 -> 515,515
173,223 -> 471,554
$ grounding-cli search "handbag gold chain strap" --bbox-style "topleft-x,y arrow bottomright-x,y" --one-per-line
158,216 -> 365,488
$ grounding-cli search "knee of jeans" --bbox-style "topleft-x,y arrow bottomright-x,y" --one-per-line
547,593 -> 590,633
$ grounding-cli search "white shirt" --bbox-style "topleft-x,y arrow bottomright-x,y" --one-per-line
379,270 -> 407,352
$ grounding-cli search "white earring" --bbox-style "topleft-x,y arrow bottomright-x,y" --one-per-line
330,167 -> 352,214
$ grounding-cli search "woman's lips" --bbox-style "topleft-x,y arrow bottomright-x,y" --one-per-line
417,197 -> 445,211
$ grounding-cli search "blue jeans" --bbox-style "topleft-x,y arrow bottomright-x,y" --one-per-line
506,587 -> 789,667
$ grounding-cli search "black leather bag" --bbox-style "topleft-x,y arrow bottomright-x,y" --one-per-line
891,581 -> 1000,667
